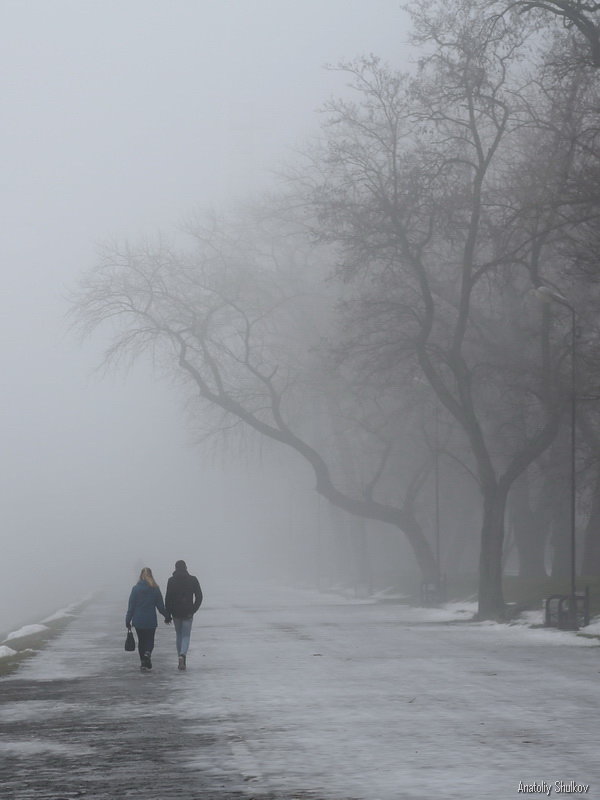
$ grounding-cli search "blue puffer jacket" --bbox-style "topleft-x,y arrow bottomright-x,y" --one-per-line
126,580 -> 167,629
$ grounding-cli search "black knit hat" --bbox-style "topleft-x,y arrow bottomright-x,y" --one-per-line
175,559 -> 187,571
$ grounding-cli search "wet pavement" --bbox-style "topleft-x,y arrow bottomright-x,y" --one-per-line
3,587 -> 600,800
0,599 -> 276,800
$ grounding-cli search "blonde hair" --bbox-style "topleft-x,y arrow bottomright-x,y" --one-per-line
139,567 -> 158,588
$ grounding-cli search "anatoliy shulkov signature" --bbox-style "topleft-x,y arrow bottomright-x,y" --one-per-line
517,781 -> 590,795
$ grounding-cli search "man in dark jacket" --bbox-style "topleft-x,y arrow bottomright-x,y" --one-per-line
164,560 -> 203,671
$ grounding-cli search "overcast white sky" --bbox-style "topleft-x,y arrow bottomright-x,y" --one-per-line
0,1 -> 412,629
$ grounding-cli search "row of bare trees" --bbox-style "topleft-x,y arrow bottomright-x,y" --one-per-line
73,0 -> 600,619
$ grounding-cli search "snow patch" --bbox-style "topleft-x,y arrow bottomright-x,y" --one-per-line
581,616 -> 600,635
0,700 -> 82,722
394,600 -> 478,622
0,645 -> 17,659
462,618 -> 598,646
4,624 -> 49,641
0,739 -> 91,756
515,609 -> 545,626
41,606 -> 77,624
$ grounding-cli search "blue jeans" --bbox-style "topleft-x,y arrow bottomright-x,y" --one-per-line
173,617 -> 193,655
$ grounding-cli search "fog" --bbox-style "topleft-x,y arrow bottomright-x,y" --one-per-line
0,1 -> 413,632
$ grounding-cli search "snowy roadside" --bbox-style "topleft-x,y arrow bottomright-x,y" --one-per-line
266,581 -> 600,639
0,598 -> 91,676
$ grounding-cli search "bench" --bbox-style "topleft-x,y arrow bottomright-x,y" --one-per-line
544,587 -> 590,630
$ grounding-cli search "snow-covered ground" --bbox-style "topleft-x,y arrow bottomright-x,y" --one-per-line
167,584 -> 600,799
0,602 -> 83,658
3,624 -> 49,642
40,604 -> 78,625
4,583 -> 600,799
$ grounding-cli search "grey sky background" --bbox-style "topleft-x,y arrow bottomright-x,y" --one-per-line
0,1 -> 411,630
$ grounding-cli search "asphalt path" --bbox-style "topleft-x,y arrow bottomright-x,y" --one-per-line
2,589 -> 600,800
0,599 -> 276,800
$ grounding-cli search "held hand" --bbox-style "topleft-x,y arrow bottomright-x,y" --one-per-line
164,616 -> 172,625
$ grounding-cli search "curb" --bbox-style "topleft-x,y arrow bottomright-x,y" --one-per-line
0,597 -> 92,677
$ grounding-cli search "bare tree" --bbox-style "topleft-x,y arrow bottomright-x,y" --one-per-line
73,0 -> 600,618
290,2 -> 573,618
73,211 -> 440,584
491,1 -> 600,67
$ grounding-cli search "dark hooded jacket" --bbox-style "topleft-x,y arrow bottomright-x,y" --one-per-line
165,567 -> 202,620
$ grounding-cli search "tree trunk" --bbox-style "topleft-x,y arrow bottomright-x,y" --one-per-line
516,526 -> 548,579
509,472 -> 548,579
349,516 -> 373,595
399,511 -> 439,585
477,487 -> 508,619
321,407 -> 436,586
582,467 -> 600,576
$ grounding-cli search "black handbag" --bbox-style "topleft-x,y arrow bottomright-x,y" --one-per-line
125,629 -> 135,652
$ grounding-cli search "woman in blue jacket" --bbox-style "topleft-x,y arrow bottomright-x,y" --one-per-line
126,567 -> 170,671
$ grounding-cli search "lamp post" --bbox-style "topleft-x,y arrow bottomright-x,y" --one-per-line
533,285 -> 578,629
434,401 -> 442,595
